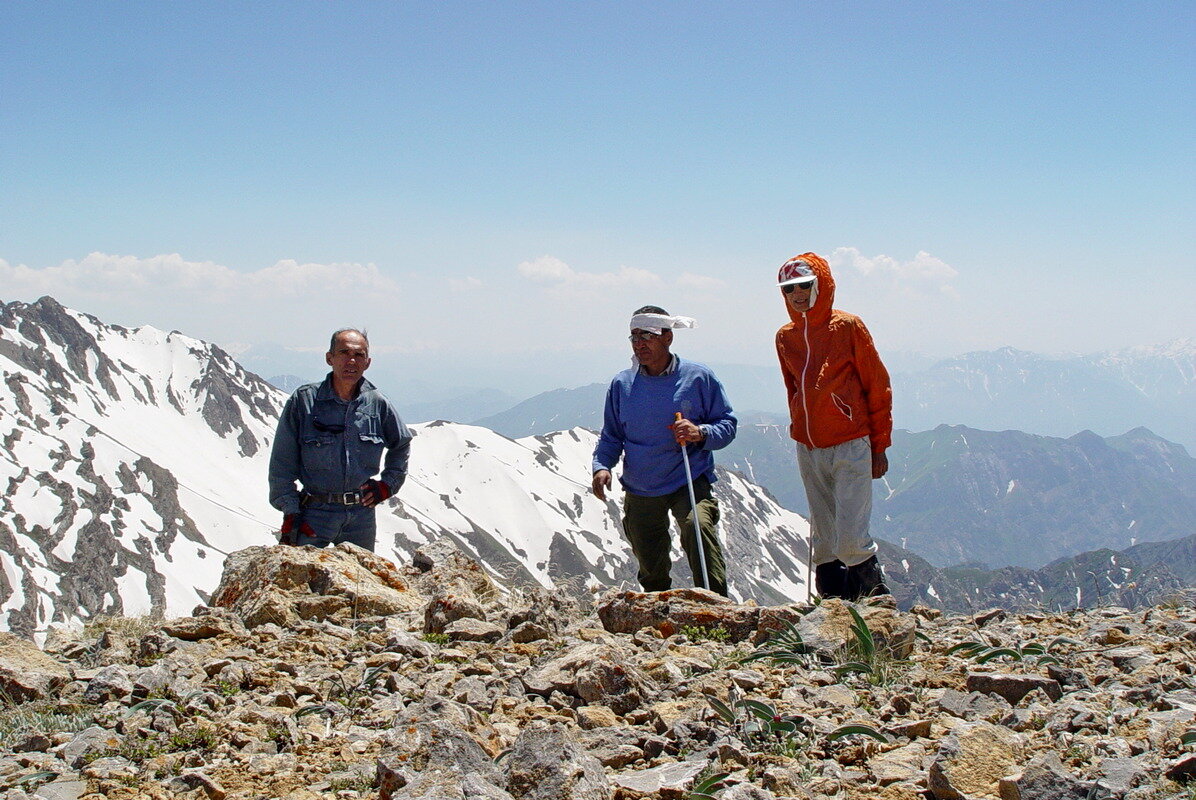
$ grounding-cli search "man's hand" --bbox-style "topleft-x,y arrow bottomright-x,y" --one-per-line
872,451 -> 889,479
592,469 -> 612,501
361,479 -> 392,508
670,417 -> 704,446
279,513 -> 315,545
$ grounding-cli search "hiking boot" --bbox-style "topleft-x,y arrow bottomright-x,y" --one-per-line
844,556 -> 889,600
814,560 -> 848,599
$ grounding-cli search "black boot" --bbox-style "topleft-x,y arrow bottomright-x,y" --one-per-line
814,560 -> 848,599
844,556 -> 889,600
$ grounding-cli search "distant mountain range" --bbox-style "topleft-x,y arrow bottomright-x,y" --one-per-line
880,535 -> 1190,612
891,343 -> 1195,451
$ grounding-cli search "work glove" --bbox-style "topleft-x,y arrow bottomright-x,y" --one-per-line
279,513 -> 315,545
361,479 -> 392,507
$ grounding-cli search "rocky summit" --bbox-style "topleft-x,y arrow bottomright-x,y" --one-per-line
2,542 -> 1195,800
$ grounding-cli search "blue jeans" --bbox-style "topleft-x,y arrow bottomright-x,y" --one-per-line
294,506 -> 377,551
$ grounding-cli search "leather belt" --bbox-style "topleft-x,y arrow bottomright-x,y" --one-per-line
301,491 -> 363,507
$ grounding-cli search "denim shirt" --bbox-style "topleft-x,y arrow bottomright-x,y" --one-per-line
268,374 -> 413,515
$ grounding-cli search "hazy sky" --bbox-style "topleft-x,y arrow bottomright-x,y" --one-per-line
2,2 -> 1193,400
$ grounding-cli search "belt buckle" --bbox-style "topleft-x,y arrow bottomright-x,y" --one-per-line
341,491 -> 360,505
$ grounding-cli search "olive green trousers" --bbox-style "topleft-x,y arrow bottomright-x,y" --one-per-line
621,475 -> 728,596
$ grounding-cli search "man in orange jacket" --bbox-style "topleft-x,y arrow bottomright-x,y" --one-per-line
775,252 -> 893,600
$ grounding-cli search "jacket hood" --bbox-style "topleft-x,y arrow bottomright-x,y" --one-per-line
781,252 -> 835,325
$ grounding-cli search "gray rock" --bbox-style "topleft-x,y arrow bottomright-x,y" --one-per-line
998,752 -> 1092,800
82,664 -> 134,704
575,658 -> 655,715
937,689 -> 1013,721
27,778 -> 89,800
1096,757 -> 1150,796
609,760 -> 708,796
965,672 -> 1062,704
445,618 -> 504,643
722,785 -> 778,800
504,723 -> 611,800
461,774 -> 516,800
59,725 -> 123,768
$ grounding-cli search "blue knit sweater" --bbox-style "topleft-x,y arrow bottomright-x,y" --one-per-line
592,357 -> 737,497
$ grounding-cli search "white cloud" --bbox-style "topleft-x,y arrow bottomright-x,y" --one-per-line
829,247 -> 959,295
448,276 -> 484,293
517,255 -> 663,290
0,252 -> 398,298
676,272 -> 728,291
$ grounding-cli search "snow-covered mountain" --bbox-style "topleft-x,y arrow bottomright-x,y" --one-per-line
0,297 -> 811,637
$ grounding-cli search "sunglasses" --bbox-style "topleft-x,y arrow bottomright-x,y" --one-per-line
782,281 -> 815,294
628,332 -> 662,342
312,419 -> 346,434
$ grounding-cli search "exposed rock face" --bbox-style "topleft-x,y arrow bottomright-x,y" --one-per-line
209,544 -> 423,627
2,544 -> 1195,800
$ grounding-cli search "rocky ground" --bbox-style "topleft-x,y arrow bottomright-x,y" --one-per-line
1,541 -> 1195,800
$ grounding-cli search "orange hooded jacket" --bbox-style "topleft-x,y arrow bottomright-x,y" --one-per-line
775,253 -> 893,454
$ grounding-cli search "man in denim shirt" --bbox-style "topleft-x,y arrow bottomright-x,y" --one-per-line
268,329 -> 412,551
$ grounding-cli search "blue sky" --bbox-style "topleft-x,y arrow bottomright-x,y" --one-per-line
2,2 -> 1193,400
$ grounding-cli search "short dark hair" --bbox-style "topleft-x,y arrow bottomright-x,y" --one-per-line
329,328 -> 369,353
634,305 -> 668,316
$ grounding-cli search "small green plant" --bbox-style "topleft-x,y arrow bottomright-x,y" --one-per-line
707,695 -> 811,754
0,695 -> 95,749
214,679 -> 241,697
686,768 -> 730,800
321,665 -> 387,706
741,620 -> 816,668
945,638 -> 1064,665
168,725 -> 218,753
421,632 -> 450,646
826,724 -> 888,743
834,607 -> 911,687
329,774 -> 376,792
679,624 -> 730,643
13,771 -> 60,791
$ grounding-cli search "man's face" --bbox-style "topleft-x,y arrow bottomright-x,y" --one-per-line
326,331 -> 371,384
630,329 -> 672,367
784,280 -> 815,312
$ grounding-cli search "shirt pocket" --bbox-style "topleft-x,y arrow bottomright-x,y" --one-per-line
301,434 -> 339,472
355,412 -> 386,472
831,392 -> 855,421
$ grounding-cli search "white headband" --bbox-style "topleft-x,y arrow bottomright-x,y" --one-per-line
629,313 -> 697,335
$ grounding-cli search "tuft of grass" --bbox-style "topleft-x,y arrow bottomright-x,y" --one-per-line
83,614 -> 162,640
421,632 -> 450,646
0,694 -> 95,749
680,624 -> 730,643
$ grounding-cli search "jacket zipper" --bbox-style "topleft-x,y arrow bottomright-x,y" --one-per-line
800,312 -> 814,447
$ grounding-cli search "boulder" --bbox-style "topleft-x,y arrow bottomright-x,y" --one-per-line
794,599 -> 917,660
928,721 -> 1023,799
596,589 -> 760,642
504,723 -> 611,800
609,760 -> 708,798
209,544 -> 422,627
965,673 -> 1062,705
0,631 -> 72,702
998,752 -> 1093,800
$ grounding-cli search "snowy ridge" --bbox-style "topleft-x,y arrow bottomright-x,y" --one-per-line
1,297 -> 811,636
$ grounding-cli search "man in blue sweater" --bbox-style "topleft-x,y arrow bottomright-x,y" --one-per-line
591,306 -> 737,595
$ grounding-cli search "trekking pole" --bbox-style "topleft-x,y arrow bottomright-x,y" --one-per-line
675,412 -> 710,591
